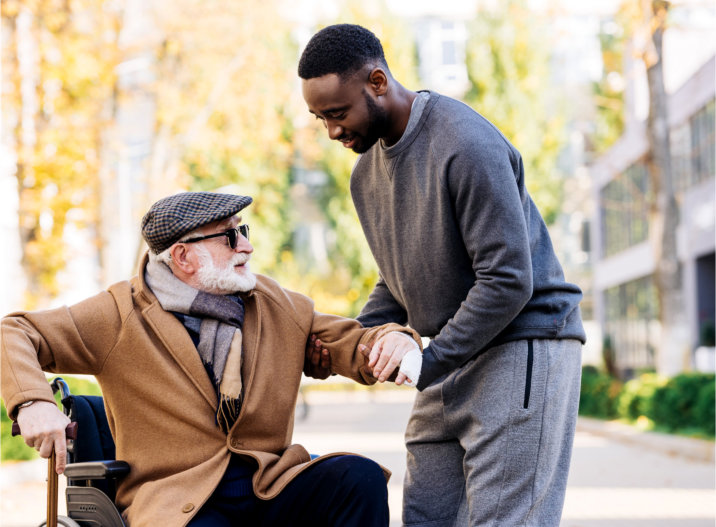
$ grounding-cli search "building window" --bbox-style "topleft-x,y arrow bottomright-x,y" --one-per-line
671,98 -> 715,193
690,99 -> 715,186
603,275 -> 658,374
600,160 -> 650,257
670,120 -> 691,194
441,40 -> 457,66
580,219 -> 591,255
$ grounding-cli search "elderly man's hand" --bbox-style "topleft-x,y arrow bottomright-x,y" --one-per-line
16,401 -> 71,474
360,332 -> 421,386
303,334 -> 332,379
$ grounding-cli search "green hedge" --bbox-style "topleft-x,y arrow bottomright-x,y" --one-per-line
578,365 -> 622,419
1,376 -> 102,462
649,373 -> 715,435
579,366 -> 715,438
617,373 -> 666,421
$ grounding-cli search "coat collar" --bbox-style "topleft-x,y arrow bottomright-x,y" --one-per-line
131,252 -> 261,417
133,253 -> 217,408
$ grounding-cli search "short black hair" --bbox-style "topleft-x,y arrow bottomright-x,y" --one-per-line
298,24 -> 388,80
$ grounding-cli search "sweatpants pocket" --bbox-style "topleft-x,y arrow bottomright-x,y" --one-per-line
523,339 -> 534,409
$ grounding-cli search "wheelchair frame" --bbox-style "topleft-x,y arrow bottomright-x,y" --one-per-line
13,378 -> 129,527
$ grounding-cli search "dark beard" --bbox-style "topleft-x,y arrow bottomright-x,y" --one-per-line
351,90 -> 390,154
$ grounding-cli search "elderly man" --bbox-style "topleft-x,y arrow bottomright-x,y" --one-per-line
1,191 -> 421,527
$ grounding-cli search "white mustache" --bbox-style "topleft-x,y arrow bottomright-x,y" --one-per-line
230,253 -> 251,266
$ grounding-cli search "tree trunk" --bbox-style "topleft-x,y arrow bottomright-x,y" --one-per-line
1,12 -> 28,313
15,6 -> 42,306
644,0 -> 688,374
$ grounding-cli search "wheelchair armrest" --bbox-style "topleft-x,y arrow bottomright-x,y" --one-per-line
64,460 -> 130,481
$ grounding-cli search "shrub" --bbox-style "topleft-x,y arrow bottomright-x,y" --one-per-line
694,381 -> 716,436
649,373 -> 715,433
616,373 -> 667,421
579,368 -> 714,438
579,365 -> 621,418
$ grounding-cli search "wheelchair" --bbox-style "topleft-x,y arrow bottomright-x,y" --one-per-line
12,378 -> 129,527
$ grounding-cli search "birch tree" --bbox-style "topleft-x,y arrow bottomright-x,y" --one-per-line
620,0 -> 687,373
1,0 -> 121,308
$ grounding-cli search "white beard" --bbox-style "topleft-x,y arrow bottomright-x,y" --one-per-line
195,245 -> 257,294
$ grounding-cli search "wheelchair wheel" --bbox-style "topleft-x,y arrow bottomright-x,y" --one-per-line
39,516 -> 82,527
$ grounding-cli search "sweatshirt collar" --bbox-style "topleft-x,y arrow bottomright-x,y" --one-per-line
378,90 -> 437,157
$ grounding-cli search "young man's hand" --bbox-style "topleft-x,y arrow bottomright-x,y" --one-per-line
360,332 -> 421,386
16,401 -> 71,474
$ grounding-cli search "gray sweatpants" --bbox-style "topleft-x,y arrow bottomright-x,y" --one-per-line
402,339 -> 582,527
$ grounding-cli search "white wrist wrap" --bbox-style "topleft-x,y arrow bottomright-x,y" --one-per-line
399,347 -> 423,388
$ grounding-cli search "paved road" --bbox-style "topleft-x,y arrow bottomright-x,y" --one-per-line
1,388 -> 714,526
295,389 -> 716,527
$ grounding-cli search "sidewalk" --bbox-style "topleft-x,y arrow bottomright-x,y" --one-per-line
564,417 -> 715,526
298,389 -> 716,527
576,416 -> 715,463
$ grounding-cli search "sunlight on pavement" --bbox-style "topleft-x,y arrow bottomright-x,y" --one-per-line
563,487 -> 715,520
292,431 -> 406,453
572,433 -> 610,447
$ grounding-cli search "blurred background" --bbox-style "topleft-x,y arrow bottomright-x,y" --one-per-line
1,1 -> 715,525
1,0 -> 715,462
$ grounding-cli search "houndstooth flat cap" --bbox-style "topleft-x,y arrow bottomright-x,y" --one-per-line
141,192 -> 253,253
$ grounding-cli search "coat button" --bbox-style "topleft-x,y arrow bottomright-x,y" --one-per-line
231,438 -> 240,448
182,503 -> 195,513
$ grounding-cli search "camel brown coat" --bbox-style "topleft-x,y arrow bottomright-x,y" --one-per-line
1,256 -> 420,526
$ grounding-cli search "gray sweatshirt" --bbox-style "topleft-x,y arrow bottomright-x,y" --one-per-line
352,91 -> 585,390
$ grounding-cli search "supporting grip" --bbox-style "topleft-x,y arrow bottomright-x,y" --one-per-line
11,421 -> 78,440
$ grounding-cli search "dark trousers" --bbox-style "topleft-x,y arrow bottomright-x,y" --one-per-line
188,455 -> 389,527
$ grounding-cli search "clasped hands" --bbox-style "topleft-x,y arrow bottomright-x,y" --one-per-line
305,331 -> 421,387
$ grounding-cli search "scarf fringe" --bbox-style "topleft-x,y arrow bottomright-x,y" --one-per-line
217,394 -> 243,434
146,258 -> 245,434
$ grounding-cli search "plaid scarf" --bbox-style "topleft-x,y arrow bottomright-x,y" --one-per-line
145,258 -> 244,433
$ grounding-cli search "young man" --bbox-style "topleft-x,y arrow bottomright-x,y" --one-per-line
1,191 -> 421,526
299,24 -> 586,527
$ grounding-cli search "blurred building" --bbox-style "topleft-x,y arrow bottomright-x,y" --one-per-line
411,17 -> 470,99
545,1 -> 716,377
590,55 -> 715,377
543,5 -> 619,368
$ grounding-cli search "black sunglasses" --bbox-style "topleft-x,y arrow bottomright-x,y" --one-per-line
182,224 -> 249,249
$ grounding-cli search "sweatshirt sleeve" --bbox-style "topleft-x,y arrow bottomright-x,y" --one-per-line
356,275 -> 408,328
417,143 -> 533,390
